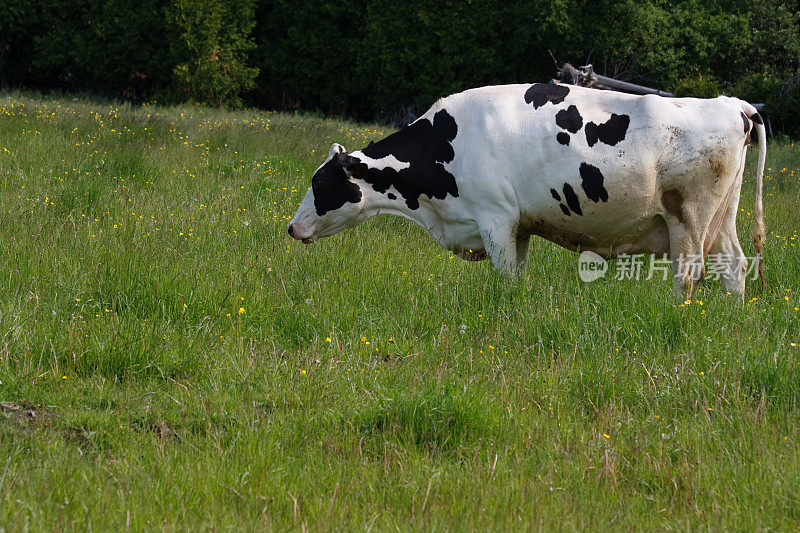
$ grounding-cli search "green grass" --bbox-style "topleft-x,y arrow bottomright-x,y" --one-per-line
1,90 -> 799,530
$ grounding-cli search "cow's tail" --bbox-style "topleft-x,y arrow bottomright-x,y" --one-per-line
741,101 -> 767,288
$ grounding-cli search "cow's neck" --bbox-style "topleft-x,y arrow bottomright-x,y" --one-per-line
359,185 -> 449,244
347,114 -> 460,249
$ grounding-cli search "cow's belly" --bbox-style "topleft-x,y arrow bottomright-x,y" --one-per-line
520,207 -> 670,258
513,146 -> 672,257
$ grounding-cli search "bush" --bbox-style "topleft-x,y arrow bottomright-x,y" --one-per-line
0,0 -> 38,85
249,1 -> 364,115
3,0 -> 799,135
30,0 -> 173,98
767,71 -> 800,137
730,70 -> 800,138
167,0 -> 258,108
673,74 -> 723,98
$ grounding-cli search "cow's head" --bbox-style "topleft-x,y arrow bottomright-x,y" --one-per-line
288,143 -> 369,242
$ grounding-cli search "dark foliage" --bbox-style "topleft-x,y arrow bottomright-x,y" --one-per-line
1,0 -> 798,133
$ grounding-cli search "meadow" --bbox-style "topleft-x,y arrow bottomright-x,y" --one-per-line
0,90 -> 799,531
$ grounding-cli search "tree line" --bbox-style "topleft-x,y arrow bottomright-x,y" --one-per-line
2,0 -> 799,134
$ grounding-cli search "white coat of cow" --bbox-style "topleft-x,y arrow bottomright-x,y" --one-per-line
288,83 -> 766,295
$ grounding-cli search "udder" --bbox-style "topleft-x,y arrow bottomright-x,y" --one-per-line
454,248 -> 487,261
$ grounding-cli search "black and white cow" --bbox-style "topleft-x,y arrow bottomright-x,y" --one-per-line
288,83 -> 766,295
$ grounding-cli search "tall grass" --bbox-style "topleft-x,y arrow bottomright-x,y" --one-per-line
0,90 -> 799,530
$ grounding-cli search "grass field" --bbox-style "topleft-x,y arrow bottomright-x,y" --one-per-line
0,90 -> 799,531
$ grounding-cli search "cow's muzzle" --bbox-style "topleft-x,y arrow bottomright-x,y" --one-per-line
288,224 -> 316,244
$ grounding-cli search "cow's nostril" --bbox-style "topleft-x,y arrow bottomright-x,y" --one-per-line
288,224 -> 295,237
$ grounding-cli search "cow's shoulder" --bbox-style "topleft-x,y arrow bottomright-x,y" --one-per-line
353,108 -> 460,210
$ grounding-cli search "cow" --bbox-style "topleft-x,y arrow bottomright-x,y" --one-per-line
288,83 -> 766,295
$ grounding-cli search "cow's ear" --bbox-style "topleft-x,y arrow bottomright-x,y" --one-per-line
344,155 -> 367,180
329,143 -> 346,158
348,163 -> 367,181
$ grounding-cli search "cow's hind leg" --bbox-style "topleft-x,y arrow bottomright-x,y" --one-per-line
662,184 -> 724,295
707,208 -> 747,297
705,152 -> 748,297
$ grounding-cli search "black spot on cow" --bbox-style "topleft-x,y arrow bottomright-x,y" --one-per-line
751,112 -> 763,125
585,113 -> 630,147
524,83 -> 570,109
579,163 -> 609,203
562,183 -> 583,216
387,193 -> 397,200
556,132 -> 570,145
555,105 -> 583,133
740,111 -> 750,134
551,188 -> 571,215
312,154 -> 363,216
356,109 -> 459,210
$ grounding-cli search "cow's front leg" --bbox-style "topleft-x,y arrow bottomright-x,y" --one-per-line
515,236 -> 531,272
479,224 -> 520,276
